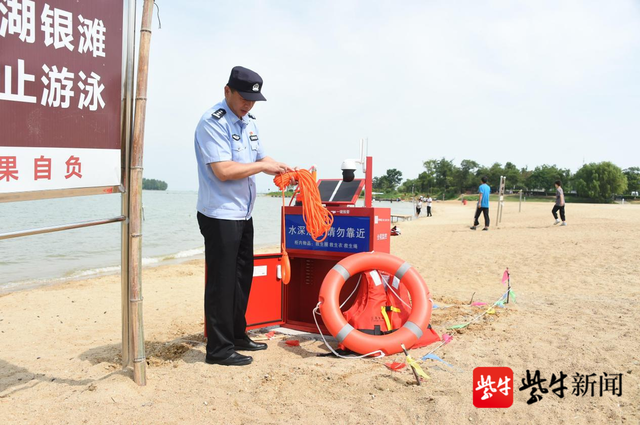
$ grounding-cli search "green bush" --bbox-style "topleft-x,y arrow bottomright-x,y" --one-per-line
574,162 -> 627,203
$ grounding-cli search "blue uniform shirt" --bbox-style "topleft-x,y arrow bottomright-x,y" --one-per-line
195,99 -> 266,220
478,183 -> 491,208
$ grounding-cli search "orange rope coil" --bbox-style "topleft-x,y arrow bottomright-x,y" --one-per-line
273,169 -> 334,243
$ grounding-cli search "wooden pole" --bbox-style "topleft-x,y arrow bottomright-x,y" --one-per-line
121,0 -> 137,371
499,176 -> 505,223
495,176 -> 505,226
495,177 -> 500,226
128,0 -> 155,386
519,190 -> 522,212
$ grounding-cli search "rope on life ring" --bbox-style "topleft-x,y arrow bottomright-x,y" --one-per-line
273,169 -> 334,285
318,252 -> 433,356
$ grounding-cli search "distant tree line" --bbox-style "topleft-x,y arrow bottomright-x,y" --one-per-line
372,159 -> 638,203
142,178 -> 168,190
372,169 -> 403,192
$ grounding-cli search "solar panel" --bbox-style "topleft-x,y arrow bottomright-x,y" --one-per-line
317,179 -> 365,205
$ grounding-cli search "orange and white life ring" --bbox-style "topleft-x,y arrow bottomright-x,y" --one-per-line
318,252 -> 433,356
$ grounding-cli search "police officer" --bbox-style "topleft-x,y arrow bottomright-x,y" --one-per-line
195,66 -> 293,366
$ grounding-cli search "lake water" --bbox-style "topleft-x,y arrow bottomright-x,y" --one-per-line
0,191 -> 415,293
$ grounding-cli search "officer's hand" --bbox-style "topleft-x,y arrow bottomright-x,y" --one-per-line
280,163 -> 295,173
263,161 -> 292,176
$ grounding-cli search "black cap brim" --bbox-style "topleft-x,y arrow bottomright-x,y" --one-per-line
238,91 -> 267,101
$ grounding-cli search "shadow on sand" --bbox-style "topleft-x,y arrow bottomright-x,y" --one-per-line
0,333 -> 210,397
0,358 -> 128,398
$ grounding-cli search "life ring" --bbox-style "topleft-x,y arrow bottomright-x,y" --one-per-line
318,252 -> 432,356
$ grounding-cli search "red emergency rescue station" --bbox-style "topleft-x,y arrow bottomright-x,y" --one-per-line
246,157 -> 391,333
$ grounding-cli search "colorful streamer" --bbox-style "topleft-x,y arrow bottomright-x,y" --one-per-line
385,362 -> 406,371
448,323 -> 469,330
405,355 -> 430,380
421,353 -> 454,368
502,269 -> 510,285
420,280 -> 514,376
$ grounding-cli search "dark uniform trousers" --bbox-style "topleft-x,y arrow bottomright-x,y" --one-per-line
197,212 -> 254,360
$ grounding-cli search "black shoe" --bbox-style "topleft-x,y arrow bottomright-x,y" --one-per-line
470,226 -> 477,230
234,335 -> 267,351
482,227 -> 489,231
205,351 -> 253,366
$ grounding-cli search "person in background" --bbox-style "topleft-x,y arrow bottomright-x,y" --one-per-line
553,180 -> 567,226
194,66 -> 294,366
416,198 -> 422,216
470,176 -> 490,231
426,195 -> 433,217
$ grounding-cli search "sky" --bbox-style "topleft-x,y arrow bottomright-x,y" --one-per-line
140,0 -> 640,191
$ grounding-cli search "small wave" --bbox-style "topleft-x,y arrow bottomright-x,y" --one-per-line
166,248 -> 204,259
68,265 -> 121,278
1,247 -> 206,294
140,248 -> 203,265
142,257 -> 161,266
57,248 -> 204,277
0,275 -> 76,294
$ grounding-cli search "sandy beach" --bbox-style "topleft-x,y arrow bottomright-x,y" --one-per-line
1,201 -> 638,424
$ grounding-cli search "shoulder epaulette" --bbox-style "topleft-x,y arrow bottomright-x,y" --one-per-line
211,108 -> 226,120
248,113 -> 256,120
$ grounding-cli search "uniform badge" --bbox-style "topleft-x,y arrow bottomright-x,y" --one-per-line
252,83 -> 260,92
250,135 -> 258,141
232,134 -> 240,141
211,108 -> 226,119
